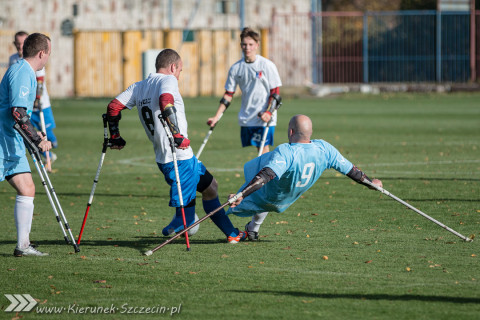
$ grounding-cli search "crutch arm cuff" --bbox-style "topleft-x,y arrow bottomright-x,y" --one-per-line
241,167 -> 276,198
11,107 -> 43,147
347,165 -> 373,187
219,97 -> 231,108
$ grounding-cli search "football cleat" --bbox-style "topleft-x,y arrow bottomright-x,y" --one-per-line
14,245 -> 49,257
245,221 -> 259,241
227,229 -> 248,244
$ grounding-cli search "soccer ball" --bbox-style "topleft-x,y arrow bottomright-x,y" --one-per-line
187,213 -> 200,236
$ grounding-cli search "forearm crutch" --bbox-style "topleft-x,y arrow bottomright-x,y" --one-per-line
362,178 -> 473,242
77,114 -> 110,246
13,123 -> 79,252
258,94 -> 282,156
158,115 -> 191,251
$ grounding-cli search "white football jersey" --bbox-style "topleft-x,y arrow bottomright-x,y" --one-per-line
115,73 -> 193,164
9,53 -> 51,109
225,55 -> 282,127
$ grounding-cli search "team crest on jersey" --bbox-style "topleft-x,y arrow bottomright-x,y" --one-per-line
19,86 -> 29,99
256,71 -> 263,79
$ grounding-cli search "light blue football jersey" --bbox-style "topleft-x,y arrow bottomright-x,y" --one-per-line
235,139 -> 353,215
0,59 -> 37,160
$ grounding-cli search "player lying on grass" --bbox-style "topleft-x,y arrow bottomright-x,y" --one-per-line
106,49 -> 247,243
227,114 -> 383,240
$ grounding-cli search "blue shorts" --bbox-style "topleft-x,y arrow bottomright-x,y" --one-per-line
241,126 -> 275,148
0,155 -> 31,182
30,107 -> 57,145
157,156 -> 207,207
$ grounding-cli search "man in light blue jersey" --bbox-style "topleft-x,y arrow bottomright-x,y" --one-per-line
0,33 -> 52,256
228,115 -> 382,239
10,31 -> 58,170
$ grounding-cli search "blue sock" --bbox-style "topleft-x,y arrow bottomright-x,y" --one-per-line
162,206 -> 196,235
203,197 -> 237,237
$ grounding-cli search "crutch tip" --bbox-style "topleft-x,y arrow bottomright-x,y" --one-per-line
144,250 -> 153,256
186,247 -> 191,252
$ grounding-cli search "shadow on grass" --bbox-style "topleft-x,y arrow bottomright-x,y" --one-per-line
0,234 -> 274,256
231,289 -> 480,304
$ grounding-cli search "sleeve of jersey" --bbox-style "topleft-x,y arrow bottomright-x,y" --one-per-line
114,83 -> 137,109
321,140 -> 353,174
265,145 -> 292,179
267,61 -> 282,88
224,65 -> 237,92
9,73 -> 34,109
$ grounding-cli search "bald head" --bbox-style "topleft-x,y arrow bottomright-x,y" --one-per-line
288,114 -> 312,143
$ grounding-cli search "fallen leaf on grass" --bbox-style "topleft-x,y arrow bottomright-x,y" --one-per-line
365,260 -> 373,264
322,256 -> 328,260
406,267 -> 412,272
93,280 -> 107,283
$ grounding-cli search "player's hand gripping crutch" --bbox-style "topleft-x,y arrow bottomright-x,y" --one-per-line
361,178 -> 473,242
13,123 -> 80,252
158,114 -> 191,251
197,99 -> 231,159
143,181 -> 260,256
77,114 -> 110,246
258,93 -> 282,156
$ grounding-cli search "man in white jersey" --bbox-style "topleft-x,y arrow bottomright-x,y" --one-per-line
227,115 -> 382,236
1,33 -> 52,256
207,27 -> 282,155
10,31 -> 58,169
207,27 -> 282,240
106,49 -> 248,244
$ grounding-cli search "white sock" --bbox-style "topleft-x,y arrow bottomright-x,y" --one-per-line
14,195 -> 34,249
248,212 -> 269,232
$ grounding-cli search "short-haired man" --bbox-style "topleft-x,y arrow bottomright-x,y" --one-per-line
0,33 -> 52,256
107,49 -> 247,244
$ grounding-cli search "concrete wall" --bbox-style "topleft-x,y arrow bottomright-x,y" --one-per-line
0,0 -> 310,97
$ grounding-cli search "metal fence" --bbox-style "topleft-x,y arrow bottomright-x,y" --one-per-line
303,10 -> 477,84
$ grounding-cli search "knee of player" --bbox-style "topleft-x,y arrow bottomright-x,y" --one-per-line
20,183 -> 36,197
201,178 -> 218,199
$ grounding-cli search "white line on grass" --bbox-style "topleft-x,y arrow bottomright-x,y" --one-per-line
57,157 -> 477,177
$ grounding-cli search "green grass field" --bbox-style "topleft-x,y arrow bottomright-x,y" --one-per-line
0,93 -> 479,319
